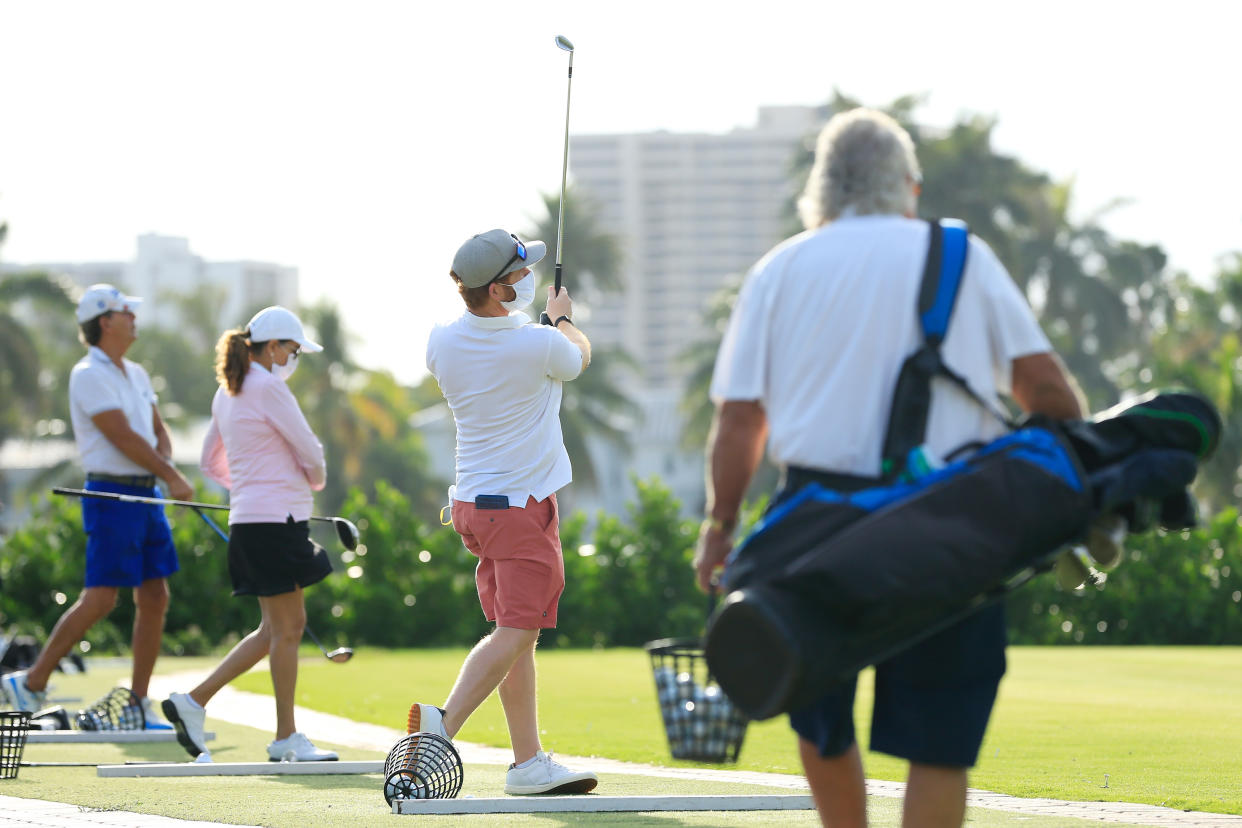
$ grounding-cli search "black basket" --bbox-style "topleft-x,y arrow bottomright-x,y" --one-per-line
0,711 -> 32,780
76,687 -> 144,731
644,637 -> 749,763
383,732 -> 463,805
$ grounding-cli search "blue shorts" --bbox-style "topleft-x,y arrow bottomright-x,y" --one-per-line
81,480 -> 179,588
789,601 -> 1007,768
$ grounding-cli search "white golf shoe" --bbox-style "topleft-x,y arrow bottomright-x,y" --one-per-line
0,670 -> 47,713
162,693 -> 209,758
267,732 -> 338,762
504,751 -> 598,795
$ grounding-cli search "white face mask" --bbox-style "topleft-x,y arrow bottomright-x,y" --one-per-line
499,272 -> 535,312
272,351 -> 299,382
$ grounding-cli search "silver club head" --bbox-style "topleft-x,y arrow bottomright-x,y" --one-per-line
554,35 -> 574,52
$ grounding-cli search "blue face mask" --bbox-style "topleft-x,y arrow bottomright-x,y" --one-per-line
499,272 -> 535,312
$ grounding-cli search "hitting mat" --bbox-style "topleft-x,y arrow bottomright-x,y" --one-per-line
393,794 -> 815,814
98,759 -> 382,777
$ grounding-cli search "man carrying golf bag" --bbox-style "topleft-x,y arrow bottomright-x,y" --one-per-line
693,109 -> 1084,828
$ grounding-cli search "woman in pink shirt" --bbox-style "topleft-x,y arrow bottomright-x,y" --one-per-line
162,306 -> 337,763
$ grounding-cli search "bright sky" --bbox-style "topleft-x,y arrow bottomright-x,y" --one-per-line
2,1 -> 1238,384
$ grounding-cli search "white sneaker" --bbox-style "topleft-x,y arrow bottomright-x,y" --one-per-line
406,703 -> 450,740
140,696 -> 173,730
267,732 -> 339,762
162,693 -> 209,758
504,751 -> 598,795
1,670 -> 47,713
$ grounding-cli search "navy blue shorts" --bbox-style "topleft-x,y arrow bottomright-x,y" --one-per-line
81,480 -> 179,588
789,601 -> 1007,768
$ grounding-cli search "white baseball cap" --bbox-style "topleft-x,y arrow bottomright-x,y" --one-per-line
76,284 -> 143,323
245,306 -> 324,353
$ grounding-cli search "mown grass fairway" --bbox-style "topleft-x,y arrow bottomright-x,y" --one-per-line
233,645 -> 1242,816
3,663 -> 1100,827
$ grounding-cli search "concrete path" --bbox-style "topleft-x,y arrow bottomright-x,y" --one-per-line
3,666 -> 1238,826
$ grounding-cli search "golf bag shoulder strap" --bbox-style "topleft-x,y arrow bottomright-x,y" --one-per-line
881,218 -> 997,479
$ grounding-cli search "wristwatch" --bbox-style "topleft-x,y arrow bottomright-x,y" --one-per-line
553,315 -> 573,328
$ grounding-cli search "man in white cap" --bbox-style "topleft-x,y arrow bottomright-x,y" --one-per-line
414,229 -> 597,795
1,284 -> 193,728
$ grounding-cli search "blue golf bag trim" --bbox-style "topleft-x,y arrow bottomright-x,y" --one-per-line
752,427 -> 1083,546
919,218 -> 969,343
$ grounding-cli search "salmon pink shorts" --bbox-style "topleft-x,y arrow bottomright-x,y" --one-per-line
451,494 -> 565,629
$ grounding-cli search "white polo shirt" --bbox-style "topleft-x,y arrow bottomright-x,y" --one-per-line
426,310 -> 583,507
711,214 -> 1052,476
68,346 -> 160,475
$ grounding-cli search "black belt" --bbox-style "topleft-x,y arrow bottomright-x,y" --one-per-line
780,465 -> 881,494
87,473 -> 157,487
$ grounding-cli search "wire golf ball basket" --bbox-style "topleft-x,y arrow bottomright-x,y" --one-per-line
75,687 -> 144,731
0,711 -> 32,779
645,636 -> 749,763
383,731 -> 463,804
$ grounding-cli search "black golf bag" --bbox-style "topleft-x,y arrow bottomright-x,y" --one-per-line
704,219 -> 1221,721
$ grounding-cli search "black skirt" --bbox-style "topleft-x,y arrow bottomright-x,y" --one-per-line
227,517 -> 333,597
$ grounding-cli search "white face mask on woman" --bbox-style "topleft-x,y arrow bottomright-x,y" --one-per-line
271,344 -> 299,382
499,272 -> 535,313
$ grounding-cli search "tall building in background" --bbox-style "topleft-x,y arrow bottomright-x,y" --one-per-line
571,105 -> 825,388
567,105 -> 826,516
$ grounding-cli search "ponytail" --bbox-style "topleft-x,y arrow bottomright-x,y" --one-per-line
214,328 -> 264,395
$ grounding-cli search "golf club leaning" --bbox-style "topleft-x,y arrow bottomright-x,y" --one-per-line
541,33 -> 575,326
52,487 -> 360,551
181,502 -> 355,665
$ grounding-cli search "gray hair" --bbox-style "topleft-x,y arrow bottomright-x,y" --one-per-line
796,108 -> 921,229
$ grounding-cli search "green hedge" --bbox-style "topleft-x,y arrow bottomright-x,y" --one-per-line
3,480 -> 1240,656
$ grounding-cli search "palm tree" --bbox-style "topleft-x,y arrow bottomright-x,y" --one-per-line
524,187 -> 623,298
0,255 -> 76,512
522,189 -> 640,492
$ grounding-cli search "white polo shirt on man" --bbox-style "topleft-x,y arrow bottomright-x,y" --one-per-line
68,346 -> 160,475
426,311 -> 583,506
711,214 -> 1051,475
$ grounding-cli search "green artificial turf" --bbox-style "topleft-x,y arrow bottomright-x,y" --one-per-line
231,645 -> 1242,815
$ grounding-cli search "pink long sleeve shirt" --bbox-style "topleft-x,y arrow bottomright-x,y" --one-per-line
200,364 -> 326,525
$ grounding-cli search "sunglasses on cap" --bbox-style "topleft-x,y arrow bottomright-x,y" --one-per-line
489,234 -> 528,283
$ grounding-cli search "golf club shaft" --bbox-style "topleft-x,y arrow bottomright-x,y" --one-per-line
555,41 -> 574,295
188,507 -> 352,662
53,487 -> 341,525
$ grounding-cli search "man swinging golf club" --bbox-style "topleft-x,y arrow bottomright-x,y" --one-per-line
162,306 -> 338,763
1,285 -> 191,729
415,228 -> 597,795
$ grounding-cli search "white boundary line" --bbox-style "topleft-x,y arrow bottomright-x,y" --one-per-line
27,730 -> 216,743
97,759 -> 382,777
394,794 -> 815,815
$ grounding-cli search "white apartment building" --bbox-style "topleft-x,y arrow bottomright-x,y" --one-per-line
3,234 -> 298,333
571,105 -> 825,388
565,105 -> 827,517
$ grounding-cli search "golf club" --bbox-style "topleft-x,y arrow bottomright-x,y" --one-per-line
182,504 -> 356,665
52,487 -> 359,551
541,34 -> 575,326
303,624 -> 354,663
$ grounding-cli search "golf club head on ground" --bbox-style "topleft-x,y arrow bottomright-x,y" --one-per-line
334,517 -> 360,551
325,647 -> 354,663
555,35 -> 574,52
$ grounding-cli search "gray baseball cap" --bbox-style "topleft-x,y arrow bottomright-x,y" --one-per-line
452,229 -> 547,288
